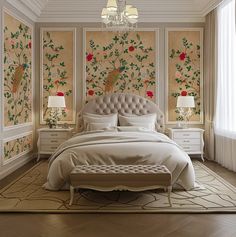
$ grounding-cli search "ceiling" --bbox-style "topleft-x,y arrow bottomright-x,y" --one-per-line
7,0 -> 223,22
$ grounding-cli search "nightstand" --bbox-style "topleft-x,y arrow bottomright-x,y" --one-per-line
37,128 -> 73,161
168,128 -> 204,161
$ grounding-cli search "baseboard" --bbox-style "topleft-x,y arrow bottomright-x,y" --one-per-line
0,153 -> 36,180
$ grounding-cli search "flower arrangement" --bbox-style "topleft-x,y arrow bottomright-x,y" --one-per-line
45,115 -> 57,128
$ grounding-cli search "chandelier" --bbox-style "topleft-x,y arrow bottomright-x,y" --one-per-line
101,0 -> 138,31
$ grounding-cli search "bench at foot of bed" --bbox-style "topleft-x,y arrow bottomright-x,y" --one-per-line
69,164 -> 172,206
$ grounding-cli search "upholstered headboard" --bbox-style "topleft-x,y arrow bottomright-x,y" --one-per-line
76,93 -> 164,133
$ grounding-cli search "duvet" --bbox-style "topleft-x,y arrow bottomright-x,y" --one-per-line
44,128 -> 195,191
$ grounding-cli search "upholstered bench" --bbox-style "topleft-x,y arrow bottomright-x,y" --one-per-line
69,165 -> 172,206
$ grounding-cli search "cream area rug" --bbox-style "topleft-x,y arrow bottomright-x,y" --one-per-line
0,161 -> 236,213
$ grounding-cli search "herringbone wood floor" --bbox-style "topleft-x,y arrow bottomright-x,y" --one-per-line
0,159 -> 236,237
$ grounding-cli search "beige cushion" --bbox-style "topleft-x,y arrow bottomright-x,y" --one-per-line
83,113 -> 118,131
118,114 -> 157,131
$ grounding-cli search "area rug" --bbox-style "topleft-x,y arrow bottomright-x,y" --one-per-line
0,161 -> 236,213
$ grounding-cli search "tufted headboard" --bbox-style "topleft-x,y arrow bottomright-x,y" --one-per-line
76,93 -> 164,133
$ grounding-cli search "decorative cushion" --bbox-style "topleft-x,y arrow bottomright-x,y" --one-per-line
118,113 -> 157,131
88,122 -> 111,131
83,113 -> 118,131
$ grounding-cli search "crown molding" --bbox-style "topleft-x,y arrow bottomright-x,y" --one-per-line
6,0 -> 218,23
6,0 -> 48,21
201,0 -> 223,15
6,0 -> 38,21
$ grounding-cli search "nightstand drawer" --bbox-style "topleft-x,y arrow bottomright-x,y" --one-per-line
40,144 -> 60,152
40,131 -> 68,139
175,138 -> 200,145
37,128 -> 73,161
182,145 -> 201,152
173,132 -> 200,139
40,138 -> 66,145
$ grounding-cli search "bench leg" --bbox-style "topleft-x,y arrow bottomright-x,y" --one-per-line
167,186 -> 172,207
69,185 -> 74,206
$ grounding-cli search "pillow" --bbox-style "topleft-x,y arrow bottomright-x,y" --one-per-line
117,126 -> 150,132
83,113 -> 118,131
118,114 -> 157,131
88,122 -> 111,131
127,122 -> 154,130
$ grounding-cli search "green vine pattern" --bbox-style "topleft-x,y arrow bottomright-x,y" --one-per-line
3,134 -> 33,161
86,31 -> 156,102
3,13 -> 32,126
169,37 -> 201,121
42,31 -> 72,120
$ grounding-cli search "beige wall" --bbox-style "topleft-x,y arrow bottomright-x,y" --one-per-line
35,22 -> 205,132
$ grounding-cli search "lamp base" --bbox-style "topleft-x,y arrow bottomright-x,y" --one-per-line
174,122 -> 188,129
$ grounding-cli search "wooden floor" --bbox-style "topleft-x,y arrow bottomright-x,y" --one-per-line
0,159 -> 236,237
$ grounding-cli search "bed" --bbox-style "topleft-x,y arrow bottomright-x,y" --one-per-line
44,93 -> 195,191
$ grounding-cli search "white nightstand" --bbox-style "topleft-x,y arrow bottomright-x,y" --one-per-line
168,128 -> 204,161
37,128 -> 73,161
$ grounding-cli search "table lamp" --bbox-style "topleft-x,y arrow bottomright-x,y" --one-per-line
47,95 -> 66,128
176,96 -> 195,128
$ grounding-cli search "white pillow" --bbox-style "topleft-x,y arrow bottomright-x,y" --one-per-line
88,122 -> 111,131
127,122 -> 154,130
118,114 -> 157,131
83,113 -> 118,131
117,126 -> 150,132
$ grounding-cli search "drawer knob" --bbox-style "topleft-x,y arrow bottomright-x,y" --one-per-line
51,140 -> 58,143
183,134 -> 190,136
183,140 -> 190,143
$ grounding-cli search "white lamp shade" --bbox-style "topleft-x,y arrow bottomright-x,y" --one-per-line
125,5 -> 132,14
127,7 -> 138,18
101,8 -> 108,18
48,96 -> 66,108
106,0 -> 117,11
177,96 -> 195,108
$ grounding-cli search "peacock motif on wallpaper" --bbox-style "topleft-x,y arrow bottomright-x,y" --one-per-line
104,66 -> 125,93
12,63 -> 29,93
3,12 -> 32,127
85,31 -> 157,102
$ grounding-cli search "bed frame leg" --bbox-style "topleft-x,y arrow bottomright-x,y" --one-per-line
69,185 -> 74,206
167,186 -> 172,207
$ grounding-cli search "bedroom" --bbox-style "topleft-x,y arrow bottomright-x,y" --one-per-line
0,0 -> 236,236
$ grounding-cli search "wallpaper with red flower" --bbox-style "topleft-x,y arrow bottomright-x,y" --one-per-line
85,31 -> 157,102
41,29 -> 75,124
167,30 -> 203,122
3,12 -> 33,127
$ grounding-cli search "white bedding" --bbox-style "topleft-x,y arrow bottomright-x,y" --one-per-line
44,128 -> 195,191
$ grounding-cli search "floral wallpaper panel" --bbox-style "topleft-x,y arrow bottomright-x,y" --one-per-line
167,29 -> 203,122
85,31 -> 157,103
3,133 -> 33,163
3,11 -> 33,128
41,29 -> 75,124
